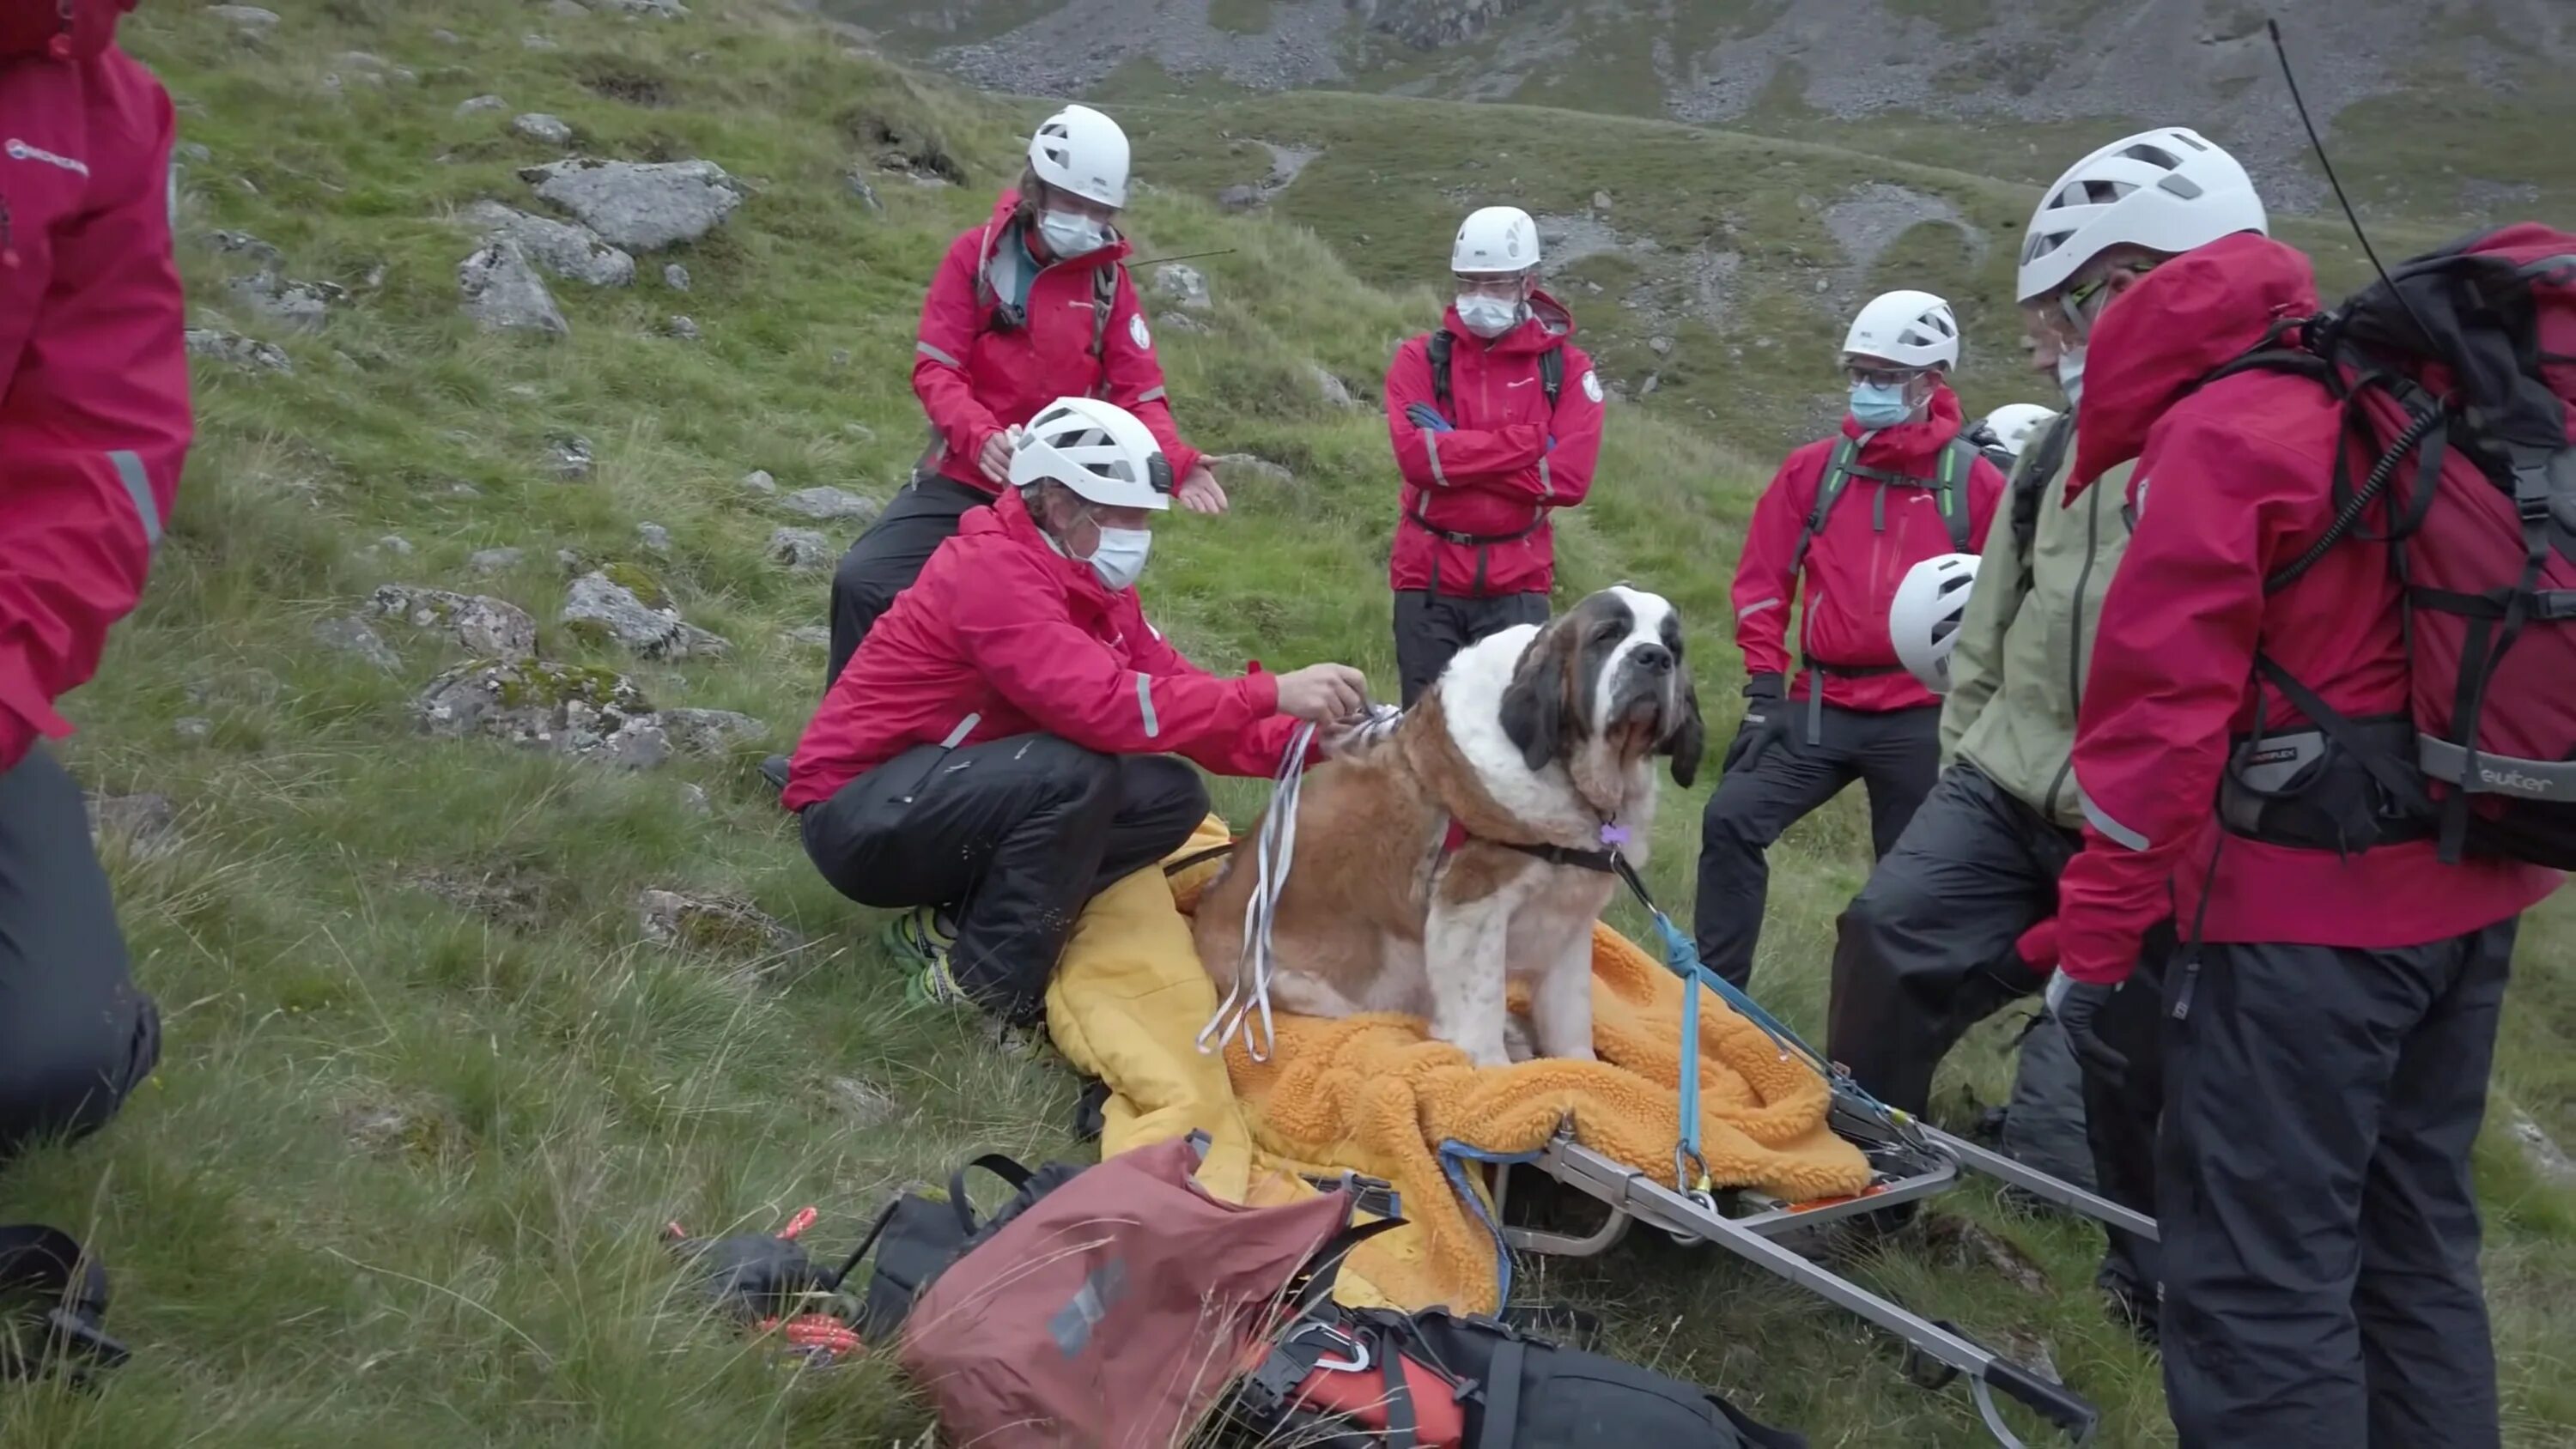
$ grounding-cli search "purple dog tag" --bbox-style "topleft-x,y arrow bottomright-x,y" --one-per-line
1600,822 -> 1631,847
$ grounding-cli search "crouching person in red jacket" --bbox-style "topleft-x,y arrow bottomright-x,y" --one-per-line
786,399 -> 1367,1022
2035,134 -> 2561,1441
1694,290 -> 2005,988
0,0 -> 182,1161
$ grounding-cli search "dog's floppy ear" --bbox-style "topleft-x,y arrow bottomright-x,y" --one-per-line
1500,622 -> 1571,773
1662,676 -> 1707,790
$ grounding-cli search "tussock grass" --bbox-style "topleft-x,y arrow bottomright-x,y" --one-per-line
3,2 -> 2567,1445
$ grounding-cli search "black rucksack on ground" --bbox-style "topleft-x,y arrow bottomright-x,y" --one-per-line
839,1152 -> 1087,1341
2202,225 -> 2576,865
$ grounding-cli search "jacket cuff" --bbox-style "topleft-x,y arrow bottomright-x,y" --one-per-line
1744,672 -> 1785,700
1244,669 -> 1279,717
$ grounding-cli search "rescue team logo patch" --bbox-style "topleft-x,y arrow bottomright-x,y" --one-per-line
1129,313 -> 1151,351
1582,368 -> 1604,403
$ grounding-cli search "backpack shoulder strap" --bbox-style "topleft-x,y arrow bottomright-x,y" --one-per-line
1935,436 -> 1978,551
1538,344 -> 1564,408
1789,435 -> 1860,579
2011,412 -> 2077,593
1427,330 -> 1455,410
1090,264 -> 1117,360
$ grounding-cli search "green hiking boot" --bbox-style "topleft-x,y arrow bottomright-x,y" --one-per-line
887,906 -> 967,1007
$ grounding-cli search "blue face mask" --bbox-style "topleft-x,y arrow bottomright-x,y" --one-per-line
1084,526 -> 1152,590
1850,380 -> 1917,430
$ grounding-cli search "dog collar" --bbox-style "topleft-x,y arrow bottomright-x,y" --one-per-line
1440,816 -> 1619,875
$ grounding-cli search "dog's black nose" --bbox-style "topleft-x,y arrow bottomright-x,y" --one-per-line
1630,643 -> 1673,674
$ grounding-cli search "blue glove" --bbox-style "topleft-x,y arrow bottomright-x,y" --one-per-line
1546,433 -> 1557,452
1406,403 -> 1455,433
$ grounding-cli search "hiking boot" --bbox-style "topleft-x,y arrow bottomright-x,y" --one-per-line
887,906 -> 967,1007
758,754 -> 791,794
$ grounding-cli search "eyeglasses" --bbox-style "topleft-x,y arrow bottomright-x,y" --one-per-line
1454,276 -> 1525,300
1843,364 -> 1933,389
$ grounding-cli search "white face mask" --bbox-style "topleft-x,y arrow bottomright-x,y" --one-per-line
1084,526 -> 1151,590
1455,294 -> 1521,339
2056,347 -> 2087,409
1038,209 -> 1111,258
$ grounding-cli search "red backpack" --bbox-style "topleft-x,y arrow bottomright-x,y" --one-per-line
2210,225 -> 2576,867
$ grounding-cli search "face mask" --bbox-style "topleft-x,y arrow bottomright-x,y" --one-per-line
1037,209 -> 1110,258
2056,347 -> 2087,409
1455,294 -> 1521,339
1849,379 -> 1917,430
1084,526 -> 1152,590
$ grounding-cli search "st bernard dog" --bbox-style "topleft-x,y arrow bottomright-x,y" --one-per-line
1194,586 -> 1704,1067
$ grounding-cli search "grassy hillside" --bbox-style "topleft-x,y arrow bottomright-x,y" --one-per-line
0,2 -> 2568,1446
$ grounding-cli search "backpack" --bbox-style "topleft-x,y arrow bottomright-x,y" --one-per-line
837,1151 -> 1089,1342
2008,413 -> 2081,597
1786,433 -> 1980,581
1229,1303 -> 1806,1449
2205,225 -> 2576,867
0,1225 -> 125,1385
1428,330 -> 1564,412
896,1133 -> 1384,1448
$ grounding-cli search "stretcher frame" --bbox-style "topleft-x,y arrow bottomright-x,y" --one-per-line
1488,1089 -> 2159,1448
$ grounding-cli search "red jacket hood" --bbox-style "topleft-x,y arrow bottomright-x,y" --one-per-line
982,188 -> 1135,269
2069,233 -> 2323,495
969,485 -> 1133,609
1439,288 -> 1579,354
1843,382 -> 1968,470
0,0 -> 129,60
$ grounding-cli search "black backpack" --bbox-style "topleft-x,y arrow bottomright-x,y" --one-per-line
2199,225 -> 2576,865
1427,330 -> 1564,412
840,1152 -> 1088,1341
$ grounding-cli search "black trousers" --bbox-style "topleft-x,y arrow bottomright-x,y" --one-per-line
2081,939 -> 2167,1323
0,751 -> 160,1167
1692,701 -> 1940,989
2157,922 -> 2515,1448
1392,590 -> 1549,706
798,733 -> 1209,1023
826,472 -> 987,687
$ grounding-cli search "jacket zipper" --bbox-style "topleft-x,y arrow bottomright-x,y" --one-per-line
2043,470 -> 2103,819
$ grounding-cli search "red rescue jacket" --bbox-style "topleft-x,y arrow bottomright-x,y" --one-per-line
911,191 -> 1200,498
0,0 -> 191,772
784,488 -> 1305,810
2054,233 -> 2560,984
1728,387 -> 2004,712
1384,293 -> 1603,597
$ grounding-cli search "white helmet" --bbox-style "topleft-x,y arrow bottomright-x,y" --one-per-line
1451,205 -> 1540,275
1891,553 -> 1979,694
1028,104 -> 1130,209
2016,126 -> 2267,302
1980,403 -> 2059,462
1843,289 -> 1960,371
1010,397 -> 1171,510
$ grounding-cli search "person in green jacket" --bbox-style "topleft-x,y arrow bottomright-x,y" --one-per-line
1824,330 -> 2162,1337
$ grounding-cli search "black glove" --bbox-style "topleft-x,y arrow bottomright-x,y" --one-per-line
2052,977 -> 2131,1090
1721,674 -> 1789,774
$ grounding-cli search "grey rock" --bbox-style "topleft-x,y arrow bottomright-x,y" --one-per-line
658,707 -> 767,756
1216,184 -> 1263,213
766,527 -> 831,572
829,1076 -> 901,1128
374,534 -> 415,557
431,28 -> 464,45
547,0 -> 590,16
665,314 -> 700,341
561,572 -> 730,658
459,200 -> 635,288
513,112 -> 576,147
1639,373 -> 1661,397
1309,363 -> 1356,408
555,549 -> 585,573
184,667 -> 280,707
602,0 -> 688,15
458,238 -> 569,337
224,270 -> 332,332
549,434 -> 596,481
1649,335 -> 1674,356
207,228 -> 282,266
784,623 -> 830,650
175,141 -> 214,165
842,421 -> 875,443
87,791 -> 182,860
522,33 -> 559,52
635,889 -> 799,959
1153,263 -> 1211,311
738,468 -> 776,495
1162,312 -> 1206,335
843,167 -> 882,211
467,547 -> 524,575
313,615 -> 400,671
185,328 -> 293,373
2508,1106 -> 2576,1188
662,262 -> 690,291
1213,452 -> 1293,488
1592,190 -> 1613,211
519,158 -> 744,253
371,585 -> 540,659
775,486 -> 879,524
207,5 -> 279,34
828,349 -> 851,368
677,782 -> 711,815
173,717 -> 216,744
636,521 -> 671,554
455,94 -> 508,117
335,50 -> 397,75
447,480 -> 483,498
412,658 -> 671,768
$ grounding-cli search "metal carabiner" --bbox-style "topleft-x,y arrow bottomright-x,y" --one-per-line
1284,1320 -> 1372,1375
